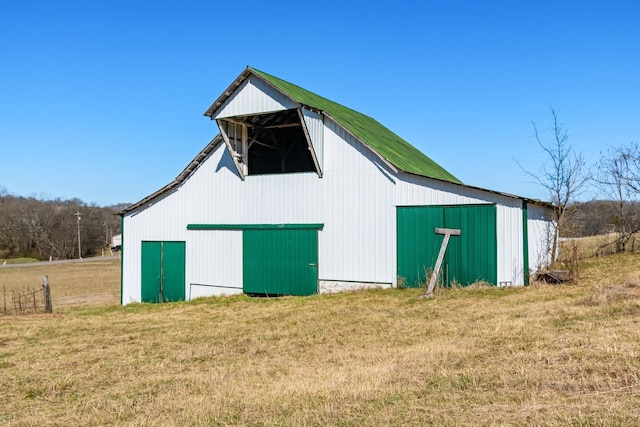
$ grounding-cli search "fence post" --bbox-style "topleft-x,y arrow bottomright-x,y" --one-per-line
43,276 -> 53,313
2,284 -> 5,315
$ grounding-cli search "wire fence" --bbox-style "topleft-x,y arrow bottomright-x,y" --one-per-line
2,276 -> 53,316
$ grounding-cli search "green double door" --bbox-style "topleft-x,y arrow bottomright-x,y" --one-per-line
243,228 -> 318,296
141,241 -> 186,303
397,205 -> 497,288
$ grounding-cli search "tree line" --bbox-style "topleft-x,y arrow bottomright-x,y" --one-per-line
0,189 -> 124,260
569,200 -> 640,238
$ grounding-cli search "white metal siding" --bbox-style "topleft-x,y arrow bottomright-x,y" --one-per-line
496,204 -> 524,285
187,229 -> 243,297
396,172 -> 520,206
189,285 -> 242,299
213,75 -> 298,119
302,108 -> 324,171
182,147 -> 322,224
528,203 -> 554,272
320,118 -> 396,284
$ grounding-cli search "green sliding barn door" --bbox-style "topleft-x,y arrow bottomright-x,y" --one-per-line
141,241 -> 186,303
397,206 -> 444,288
443,205 -> 497,286
243,229 -> 318,296
397,205 -> 497,288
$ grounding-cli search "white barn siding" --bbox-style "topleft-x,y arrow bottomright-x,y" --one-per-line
187,229 -> 243,298
527,202 -> 554,273
397,172 -> 512,206
496,204 -> 524,285
213,75 -> 298,119
319,118 -> 396,290
180,143 -> 321,224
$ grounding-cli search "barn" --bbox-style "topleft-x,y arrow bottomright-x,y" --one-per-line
119,67 -> 554,304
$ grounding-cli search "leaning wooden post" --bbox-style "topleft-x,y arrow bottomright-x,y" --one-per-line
423,228 -> 461,298
43,275 -> 53,313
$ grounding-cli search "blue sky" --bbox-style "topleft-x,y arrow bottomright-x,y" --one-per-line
1,1 -> 638,205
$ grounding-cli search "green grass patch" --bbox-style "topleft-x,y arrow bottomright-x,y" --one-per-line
0,257 -> 40,264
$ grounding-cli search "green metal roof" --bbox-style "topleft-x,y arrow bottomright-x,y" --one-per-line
249,67 -> 461,183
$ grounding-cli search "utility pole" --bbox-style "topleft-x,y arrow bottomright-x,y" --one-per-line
75,211 -> 82,260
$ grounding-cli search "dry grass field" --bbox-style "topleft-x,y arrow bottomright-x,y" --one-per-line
560,232 -> 640,260
1,257 -> 120,309
1,246 -> 640,425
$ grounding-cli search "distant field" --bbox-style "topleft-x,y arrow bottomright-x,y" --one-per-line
0,257 -> 120,309
1,248 -> 639,425
560,232 -> 640,259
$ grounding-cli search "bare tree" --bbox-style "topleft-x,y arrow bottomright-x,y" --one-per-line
522,108 -> 590,263
595,144 -> 640,252
616,143 -> 640,193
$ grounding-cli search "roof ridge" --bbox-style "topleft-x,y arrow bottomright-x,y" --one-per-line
249,67 -> 367,116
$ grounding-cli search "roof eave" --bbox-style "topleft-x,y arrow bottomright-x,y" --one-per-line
203,67 -> 254,118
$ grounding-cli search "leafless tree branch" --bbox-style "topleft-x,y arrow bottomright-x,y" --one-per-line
520,108 -> 591,263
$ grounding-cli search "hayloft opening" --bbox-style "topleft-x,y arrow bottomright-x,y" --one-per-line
217,109 -> 317,176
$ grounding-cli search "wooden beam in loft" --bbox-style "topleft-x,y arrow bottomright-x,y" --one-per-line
263,122 -> 300,129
